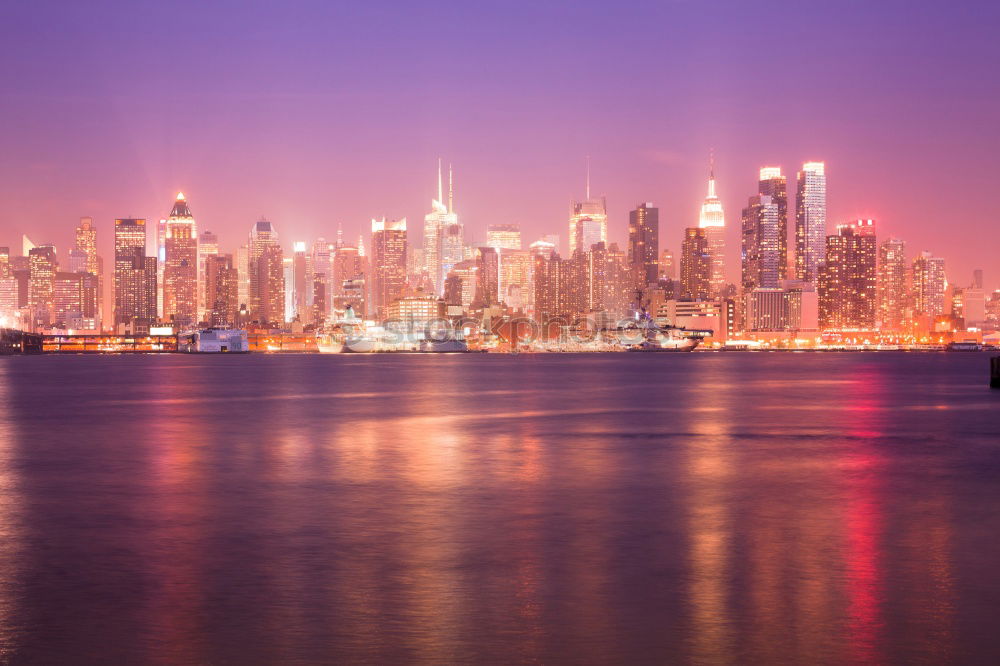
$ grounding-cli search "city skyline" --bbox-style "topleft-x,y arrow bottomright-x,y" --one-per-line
2,1 -> 999,290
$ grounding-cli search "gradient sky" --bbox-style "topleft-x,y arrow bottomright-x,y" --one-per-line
1,0 -> 998,287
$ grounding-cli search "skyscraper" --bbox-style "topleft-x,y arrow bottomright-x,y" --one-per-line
114,218 -> 156,332
205,254 -> 239,328
817,219 -> 877,330
698,159 -> 726,296
163,193 -> 198,329
370,217 -> 407,317
795,162 -> 827,282
197,230 -> 219,323
659,249 -> 675,280
912,251 -> 947,319
423,161 -> 458,295
757,167 -> 789,280
486,224 -> 522,250
74,217 -> 102,328
741,195 -> 782,291
877,238 -> 908,332
680,227 -> 711,300
628,203 -> 659,289
568,163 -> 607,256
248,219 -> 284,325
28,245 -> 57,328
293,241 -> 308,320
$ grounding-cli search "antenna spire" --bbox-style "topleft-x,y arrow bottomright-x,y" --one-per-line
437,157 -> 443,204
707,149 -> 717,199
448,163 -> 454,213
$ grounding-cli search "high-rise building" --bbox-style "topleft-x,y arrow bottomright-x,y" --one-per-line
877,238 -> 908,332
370,217 -> 408,317
197,230 -> 219,323
74,216 -> 102,329
680,227 -> 711,300
114,218 -> 156,332
659,248 -> 675,280
28,245 -> 58,328
0,246 -> 9,279
757,167 -> 789,280
795,162 -> 827,282
248,219 -> 284,325
423,161 -> 458,295
475,247 -> 500,308
628,203 -> 659,289
498,248 -> 532,310
912,251 -> 947,319
487,224 -> 522,251
741,195 -> 782,291
292,241 -> 308,320
698,160 -> 726,296
205,254 -> 239,328
817,219 -> 877,330
163,193 -> 198,329
236,245 -> 250,311
569,165 -> 607,256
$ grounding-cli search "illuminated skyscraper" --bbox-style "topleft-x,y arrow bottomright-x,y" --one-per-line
248,219 -> 285,325
114,218 -> 156,332
757,167 -> 789,279
487,224 -> 522,251
293,241 -> 308,319
205,254 -> 239,328
628,203 -> 659,288
569,163 -> 607,256
370,217 -> 407,317
912,251 -> 947,319
877,238 -> 908,332
74,217 -> 102,329
163,193 -> 198,329
659,248 -> 675,280
795,162 -> 827,282
332,245 -> 368,315
28,245 -> 57,327
698,159 -> 726,296
741,195 -> 782,291
680,227 -> 711,300
817,219 -> 877,329
197,230 -> 219,323
423,160 -> 458,295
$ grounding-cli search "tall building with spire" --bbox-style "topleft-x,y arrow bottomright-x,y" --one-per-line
423,160 -> 459,296
698,156 -> 726,297
568,159 -> 607,256
163,192 -> 198,329
795,162 -> 827,282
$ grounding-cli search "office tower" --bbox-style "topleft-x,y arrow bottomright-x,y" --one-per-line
878,238 -> 908,332
74,217 -> 102,327
332,246 -> 367,295
475,247 -> 500,308
309,238 -> 333,317
498,248 -> 532,310
236,245 -> 250,311
28,245 -> 58,327
533,251 -> 563,322
659,248 -> 675,280
53,272 -> 82,327
22,235 -> 36,258
0,246 -> 9,279
795,162 -> 827,282
163,193 -> 198,328
197,230 -> 219,323
370,217 -> 408,317
741,195 -> 782,291
817,219 -> 877,329
698,160 -> 726,296
680,227 -> 711,300
283,256 -> 295,322
293,242 -> 308,320
205,254 -> 239,328
248,219 -> 285,325
423,161 -> 458,295
487,224 -> 522,250
312,273 -> 328,326
569,163 -> 607,256
588,242 -> 630,319
757,167 -> 789,280
912,251 -> 947,318
114,218 -> 156,332
972,269 -> 984,290
628,202 -> 659,289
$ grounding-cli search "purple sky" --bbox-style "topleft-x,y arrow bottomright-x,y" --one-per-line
1,0 -> 998,286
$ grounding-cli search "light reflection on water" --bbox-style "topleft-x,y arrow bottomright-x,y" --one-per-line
0,352 -> 997,663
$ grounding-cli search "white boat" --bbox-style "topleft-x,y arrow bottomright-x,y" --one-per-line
343,337 -> 378,353
626,333 -> 700,352
315,334 -> 344,353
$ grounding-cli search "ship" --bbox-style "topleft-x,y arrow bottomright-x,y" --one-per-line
625,328 -> 700,352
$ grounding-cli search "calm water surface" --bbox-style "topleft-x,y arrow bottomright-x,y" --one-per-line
1,353 -> 999,664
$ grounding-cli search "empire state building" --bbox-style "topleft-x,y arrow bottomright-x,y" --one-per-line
698,158 -> 726,297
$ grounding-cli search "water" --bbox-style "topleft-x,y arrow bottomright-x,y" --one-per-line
1,353 -> 999,664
